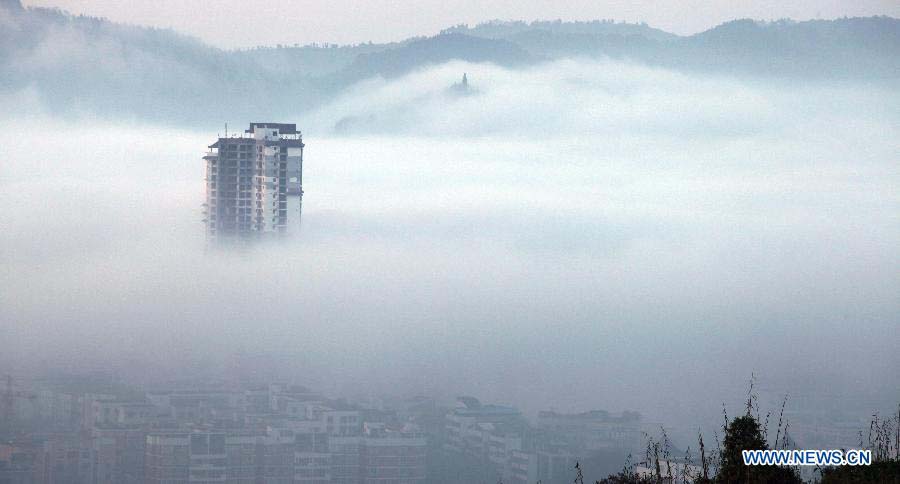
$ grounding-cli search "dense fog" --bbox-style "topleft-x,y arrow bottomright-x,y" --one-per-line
1,58 -> 897,443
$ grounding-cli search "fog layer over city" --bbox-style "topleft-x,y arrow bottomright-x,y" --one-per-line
1,59 -> 898,440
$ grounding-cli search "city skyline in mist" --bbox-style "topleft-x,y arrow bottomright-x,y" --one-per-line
21,0 -> 900,48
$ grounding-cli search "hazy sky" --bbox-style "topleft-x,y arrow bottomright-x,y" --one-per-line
22,0 -> 900,48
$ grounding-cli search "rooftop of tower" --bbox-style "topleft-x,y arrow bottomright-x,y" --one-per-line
245,122 -> 298,134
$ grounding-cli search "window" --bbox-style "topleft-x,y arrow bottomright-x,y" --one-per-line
191,435 -> 208,455
209,435 -> 225,454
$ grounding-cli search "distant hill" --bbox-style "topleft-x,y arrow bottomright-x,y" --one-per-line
672,17 -> 900,79
441,19 -> 678,42
333,33 -> 533,83
0,1 -> 897,125
0,0 -> 318,124
443,17 -> 900,80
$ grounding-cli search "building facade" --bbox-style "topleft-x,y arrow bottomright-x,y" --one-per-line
204,123 -> 304,244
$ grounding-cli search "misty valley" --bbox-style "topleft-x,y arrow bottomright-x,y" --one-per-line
1,1 -> 899,483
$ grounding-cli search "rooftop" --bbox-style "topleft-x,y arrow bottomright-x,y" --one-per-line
246,122 -> 298,134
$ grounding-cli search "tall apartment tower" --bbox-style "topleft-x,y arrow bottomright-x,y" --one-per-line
204,122 -> 304,244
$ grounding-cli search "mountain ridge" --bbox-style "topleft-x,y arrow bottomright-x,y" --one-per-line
1,3 -> 897,124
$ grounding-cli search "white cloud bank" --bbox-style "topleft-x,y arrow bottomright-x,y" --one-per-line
1,59 -> 898,443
